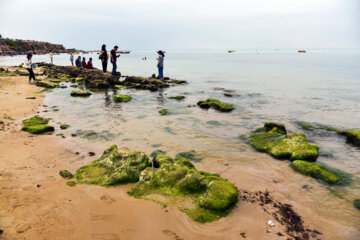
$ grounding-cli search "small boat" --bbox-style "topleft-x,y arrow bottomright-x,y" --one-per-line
228,50 -> 235,53
298,50 -> 306,53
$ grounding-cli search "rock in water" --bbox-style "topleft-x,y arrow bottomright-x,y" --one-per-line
250,123 -> 319,161
70,90 -> 91,97
21,116 -> 54,134
290,160 -> 339,184
35,81 -> 59,88
197,98 -> 235,112
354,199 -> 360,210
113,94 -> 132,102
128,153 -> 238,223
75,145 -> 151,186
159,109 -> 170,115
338,130 -> 360,147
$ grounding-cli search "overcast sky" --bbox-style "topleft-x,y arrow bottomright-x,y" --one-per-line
0,0 -> 359,50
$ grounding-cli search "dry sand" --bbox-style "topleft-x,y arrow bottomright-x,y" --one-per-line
0,75 -> 358,240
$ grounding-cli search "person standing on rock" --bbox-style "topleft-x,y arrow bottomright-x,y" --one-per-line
99,44 -> 108,73
75,56 -> 82,67
50,51 -> 53,64
157,50 -> 165,80
25,53 -> 36,83
110,46 -> 120,76
70,53 -> 74,66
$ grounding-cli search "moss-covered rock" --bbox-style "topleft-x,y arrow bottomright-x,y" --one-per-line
290,160 -> 339,184
128,153 -> 238,223
70,90 -> 92,97
113,94 -> 132,102
159,109 -> 170,115
354,199 -> 360,210
115,85 -> 126,89
338,131 -> 360,147
60,124 -> 70,129
175,151 -> 202,162
295,121 -> 337,132
35,81 -> 59,88
250,123 -> 319,161
169,95 -> 185,100
75,145 -> 151,186
197,98 -> 235,112
21,116 -> 54,134
59,170 -> 73,179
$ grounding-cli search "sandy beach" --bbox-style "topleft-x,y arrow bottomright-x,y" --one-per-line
0,70 -> 359,240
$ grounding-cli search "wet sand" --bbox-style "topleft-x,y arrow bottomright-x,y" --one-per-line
0,74 -> 359,240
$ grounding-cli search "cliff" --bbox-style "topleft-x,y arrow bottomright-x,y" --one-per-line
0,37 -> 67,55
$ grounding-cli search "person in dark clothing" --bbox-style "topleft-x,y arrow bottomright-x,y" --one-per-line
87,58 -> 93,69
25,53 -> 36,83
110,45 -> 120,76
157,50 -> 165,79
99,44 -> 108,73
75,56 -> 82,67
82,57 -> 87,68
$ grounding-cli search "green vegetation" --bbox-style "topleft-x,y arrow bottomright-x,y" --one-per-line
70,90 -> 92,97
21,116 -> 54,134
113,94 -> 132,102
197,98 -> 235,112
128,153 -> 238,223
338,130 -> 360,147
74,145 -> 151,186
290,160 -> 339,184
159,109 -> 170,115
115,85 -> 126,89
35,81 -> 59,88
66,181 -> 77,187
250,123 -> 319,161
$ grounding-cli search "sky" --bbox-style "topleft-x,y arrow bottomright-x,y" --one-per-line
0,0 -> 359,50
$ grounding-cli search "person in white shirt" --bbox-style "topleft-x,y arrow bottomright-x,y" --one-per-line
25,53 -> 36,83
50,52 -> 53,64
70,53 -> 74,66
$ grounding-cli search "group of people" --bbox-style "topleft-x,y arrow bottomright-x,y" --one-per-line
25,45 -> 166,84
70,54 -> 94,69
97,44 -> 165,79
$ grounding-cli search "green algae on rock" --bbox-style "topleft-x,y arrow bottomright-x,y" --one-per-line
197,98 -> 235,112
21,116 -> 54,134
75,145 -> 151,186
60,124 -> 70,129
159,109 -> 170,115
113,94 -> 132,102
66,181 -> 77,187
35,81 -> 59,88
354,199 -> 360,210
128,153 -> 238,223
295,121 -> 337,132
290,160 -> 339,184
70,90 -> 92,97
59,170 -> 73,179
169,95 -> 185,100
175,151 -> 202,162
250,123 -> 319,161
338,130 -> 360,147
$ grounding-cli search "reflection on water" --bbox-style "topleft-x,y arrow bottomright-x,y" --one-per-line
2,51 -> 360,236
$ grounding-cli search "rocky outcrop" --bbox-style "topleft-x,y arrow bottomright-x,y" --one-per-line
21,116 -> 54,134
197,98 -> 235,112
0,38 -> 66,55
290,160 -> 339,184
250,123 -> 319,161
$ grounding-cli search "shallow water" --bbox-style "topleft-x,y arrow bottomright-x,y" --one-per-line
1,50 -> 360,238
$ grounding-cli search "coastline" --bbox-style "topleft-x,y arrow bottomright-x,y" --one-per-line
0,73 -> 359,240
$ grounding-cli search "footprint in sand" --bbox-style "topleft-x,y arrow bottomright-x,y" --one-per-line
91,233 -> 120,240
162,230 -> 183,240
100,194 -> 116,204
